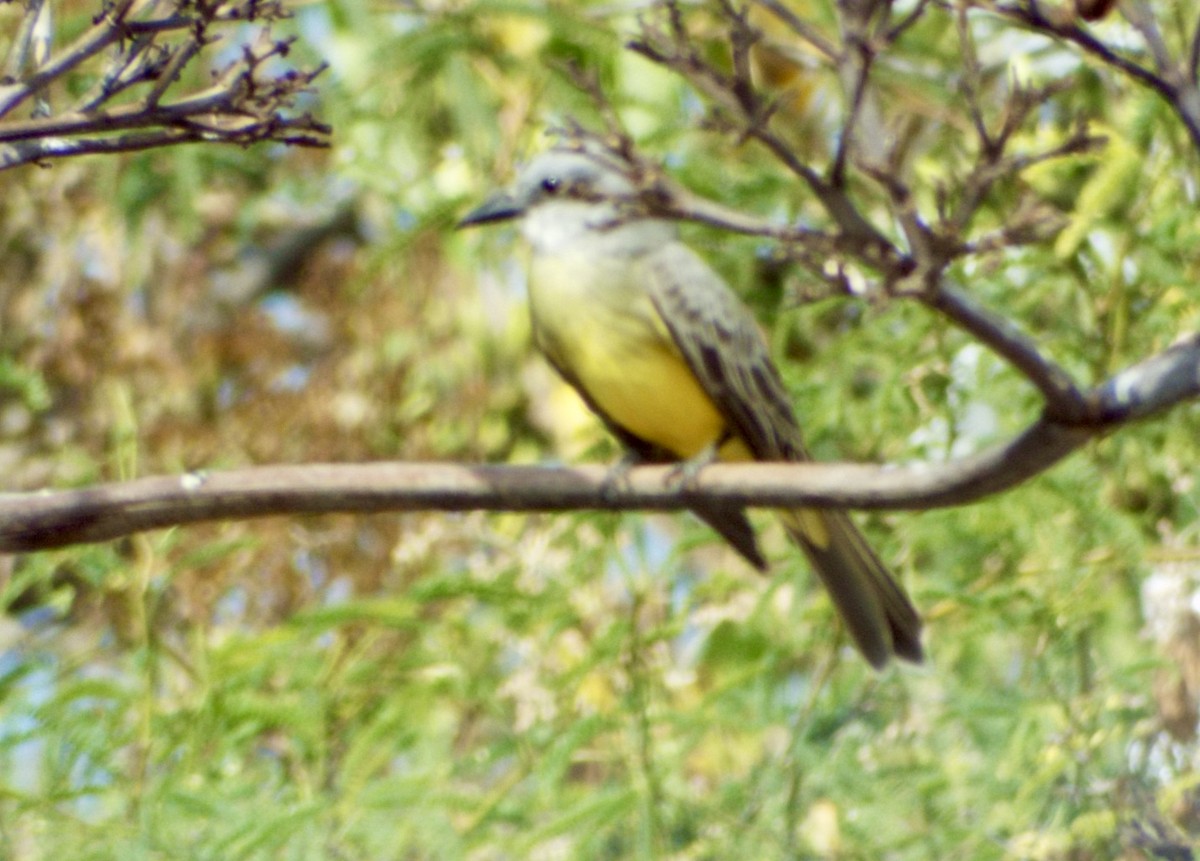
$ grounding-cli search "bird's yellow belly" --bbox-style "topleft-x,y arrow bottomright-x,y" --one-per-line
530,254 -> 746,461
574,334 -> 726,459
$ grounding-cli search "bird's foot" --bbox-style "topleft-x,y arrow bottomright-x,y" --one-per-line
665,442 -> 720,491
600,452 -> 640,502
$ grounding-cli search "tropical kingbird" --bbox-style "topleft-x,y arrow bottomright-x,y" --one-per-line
460,145 -> 922,668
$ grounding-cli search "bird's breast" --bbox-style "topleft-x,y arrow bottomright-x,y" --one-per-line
528,251 -> 733,460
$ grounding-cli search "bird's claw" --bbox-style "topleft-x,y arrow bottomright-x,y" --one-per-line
665,443 -> 720,491
600,453 -> 639,502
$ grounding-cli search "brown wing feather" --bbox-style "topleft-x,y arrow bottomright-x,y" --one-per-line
640,242 -> 923,667
639,245 -> 806,461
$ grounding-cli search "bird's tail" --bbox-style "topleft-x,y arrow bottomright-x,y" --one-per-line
781,508 -> 923,668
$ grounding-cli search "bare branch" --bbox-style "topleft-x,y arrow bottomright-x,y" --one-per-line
917,280 -> 1089,420
627,2 -> 892,249
989,0 -> 1200,147
1094,332 -> 1200,423
2,0 -> 48,82
0,0 -> 329,168
0,430 -> 1088,553
143,26 -> 206,108
1190,9 -> 1200,81
0,0 -> 140,118
960,204 -> 1069,255
955,2 -> 996,157
990,1 -> 1169,93
745,121 -> 894,248
0,117 -> 327,170
946,119 -> 1105,236
3,334 -> 1197,554
0,127 -> 204,168
73,35 -> 168,112
830,32 -> 874,187
1123,1 -> 1175,77
884,0 -> 933,43
648,178 -> 837,248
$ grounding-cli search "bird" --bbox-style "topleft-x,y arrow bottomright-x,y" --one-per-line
459,144 -> 922,668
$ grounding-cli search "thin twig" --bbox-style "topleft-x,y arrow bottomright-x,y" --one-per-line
992,1 -> 1169,93
955,1 -> 993,156
1189,10 -> 1200,81
0,0 -> 328,165
144,30 -> 207,107
830,33 -> 874,187
990,0 -> 1200,175
627,3 -> 893,250
0,0 -> 139,117
751,0 -> 838,60
885,0 -> 932,43
2,0 -> 46,82
1123,0 -> 1174,77
73,37 -> 165,112
0,115 -> 327,170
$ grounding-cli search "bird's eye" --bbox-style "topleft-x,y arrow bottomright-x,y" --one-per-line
540,176 -> 561,194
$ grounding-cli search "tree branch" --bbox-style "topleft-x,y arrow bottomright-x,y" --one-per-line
0,0 -> 329,168
636,163 -> 1095,415
0,120 -> 326,170
0,0 -> 140,118
1093,332 -> 1200,423
991,0 -> 1200,149
0,434 -> 1083,554
4,334 -> 1197,554
918,280 -> 1090,421
626,1 -> 892,250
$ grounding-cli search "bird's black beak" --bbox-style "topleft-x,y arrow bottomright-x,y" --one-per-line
457,192 -> 522,228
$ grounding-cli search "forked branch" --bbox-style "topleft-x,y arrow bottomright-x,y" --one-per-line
0,0 -> 329,170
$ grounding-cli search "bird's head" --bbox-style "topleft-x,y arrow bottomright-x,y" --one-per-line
458,146 -> 637,229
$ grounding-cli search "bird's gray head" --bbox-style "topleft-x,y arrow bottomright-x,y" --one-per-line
458,148 -> 636,229
458,147 -> 677,253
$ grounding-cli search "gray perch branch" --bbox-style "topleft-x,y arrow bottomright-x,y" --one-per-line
1,331 -> 1196,554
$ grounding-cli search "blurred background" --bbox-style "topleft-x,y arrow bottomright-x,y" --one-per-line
1,0 -> 1199,857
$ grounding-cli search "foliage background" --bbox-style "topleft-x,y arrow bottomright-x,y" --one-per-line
1,0 -> 1199,858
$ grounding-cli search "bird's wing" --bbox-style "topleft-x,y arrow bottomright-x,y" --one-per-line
642,242 -> 924,666
640,241 -> 807,462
